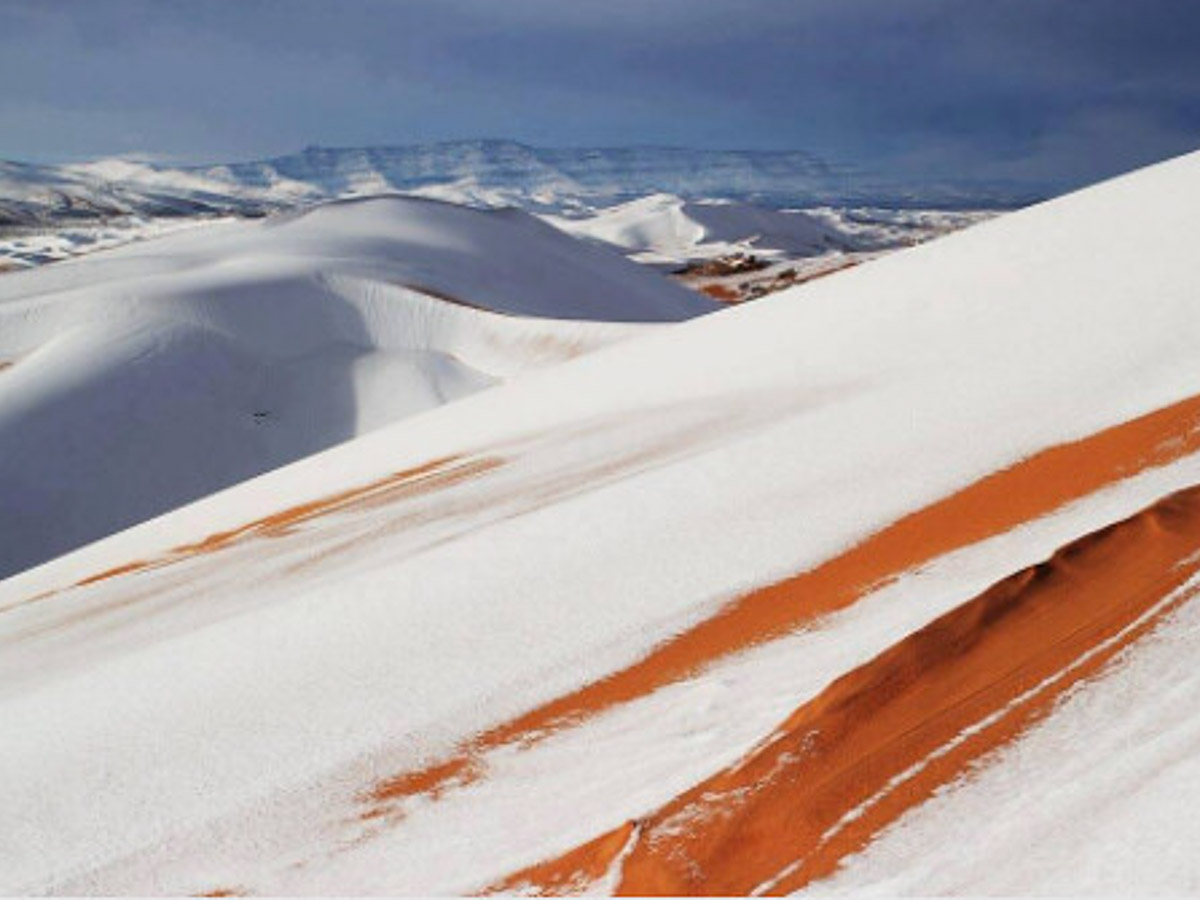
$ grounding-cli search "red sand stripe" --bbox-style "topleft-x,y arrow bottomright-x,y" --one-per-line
367,392 -> 1200,814
501,483 -> 1200,895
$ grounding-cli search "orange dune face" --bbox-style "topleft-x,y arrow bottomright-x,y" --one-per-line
488,822 -> 642,897
500,484 -> 1200,896
363,391 -> 1200,820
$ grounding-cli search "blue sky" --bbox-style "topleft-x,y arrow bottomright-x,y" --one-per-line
3,0 -> 1200,190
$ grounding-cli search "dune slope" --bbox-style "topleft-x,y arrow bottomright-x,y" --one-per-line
544,193 -> 860,264
0,196 -> 714,577
504,484 -> 1200,894
2,151 -> 1200,894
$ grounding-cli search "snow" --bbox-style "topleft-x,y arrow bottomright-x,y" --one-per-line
0,195 -> 712,576
804,205 -> 998,248
35,448 -> 1200,896
2,148 -> 1200,893
0,216 -> 229,270
812,582 -> 1200,896
542,193 -> 860,265
1,141 -> 1030,231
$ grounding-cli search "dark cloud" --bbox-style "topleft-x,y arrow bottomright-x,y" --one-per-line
1,0 -> 1198,190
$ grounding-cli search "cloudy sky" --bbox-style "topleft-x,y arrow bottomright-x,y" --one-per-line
3,0 -> 1199,191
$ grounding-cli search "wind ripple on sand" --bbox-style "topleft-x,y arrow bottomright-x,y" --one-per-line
363,391 -> 1200,817
497,484 -> 1200,895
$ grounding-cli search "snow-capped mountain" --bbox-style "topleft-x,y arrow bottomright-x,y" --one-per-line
184,141 -> 1044,207
0,140 -> 1041,229
0,159 -> 262,227
198,141 -> 848,207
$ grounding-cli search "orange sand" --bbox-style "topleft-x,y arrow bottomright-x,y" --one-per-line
74,559 -> 150,587
365,391 -> 1200,816
368,757 -> 484,815
502,484 -> 1200,895
64,455 -> 501,590
700,284 -> 740,303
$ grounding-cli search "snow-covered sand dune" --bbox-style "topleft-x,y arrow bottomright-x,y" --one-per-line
0,195 -> 714,577
543,193 -> 861,264
540,194 -> 992,305
2,150 -> 1200,895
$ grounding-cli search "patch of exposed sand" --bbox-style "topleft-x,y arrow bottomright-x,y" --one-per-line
363,391 -> 1200,819
14,455 -> 501,613
502,483 -> 1200,895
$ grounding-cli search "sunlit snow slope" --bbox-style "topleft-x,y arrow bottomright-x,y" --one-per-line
3,151 -> 1200,896
544,193 -> 861,264
0,196 -> 713,577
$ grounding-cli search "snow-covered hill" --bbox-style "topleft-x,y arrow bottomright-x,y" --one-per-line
2,149 -> 1199,896
0,159 -> 276,227
0,140 -> 1037,230
190,141 -> 1043,209
539,194 -> 994,304
543,193 -> 862,264
196,141 -> 847,209
0,195 -> 713,578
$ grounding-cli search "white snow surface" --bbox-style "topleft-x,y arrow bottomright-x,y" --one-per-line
544,193 -> 860,264
3,149 -> 1200,894
0,195 -> 712,576
806,581 -> 1200,897
0,216 -> 228,270
32,450 -> 1200,897
0,141 -> 888,227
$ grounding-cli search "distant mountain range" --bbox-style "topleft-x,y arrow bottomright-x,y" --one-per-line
0,139 -> 1047,228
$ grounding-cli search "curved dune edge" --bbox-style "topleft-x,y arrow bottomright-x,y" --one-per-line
496,483 -> 1200,896
364,391 -> 1200,814
19,455 -> 502,606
